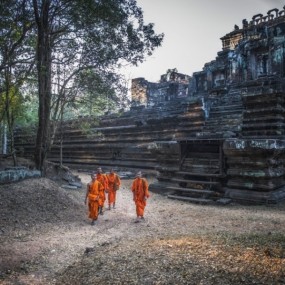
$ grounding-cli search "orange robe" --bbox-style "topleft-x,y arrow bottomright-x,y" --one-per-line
131,177 -> 150,217
87,180 -> 103,220
106,173 -> 121,205
96,173 -> 108,207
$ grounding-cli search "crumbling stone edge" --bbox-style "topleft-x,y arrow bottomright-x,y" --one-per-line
0,167 -> 41,184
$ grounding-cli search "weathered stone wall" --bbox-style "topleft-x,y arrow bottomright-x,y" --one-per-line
131,77 -> 148,106
223,139 -> 285,203
131,71 -> 191,107
14,97 -> 205,173
191,8 -> 285,96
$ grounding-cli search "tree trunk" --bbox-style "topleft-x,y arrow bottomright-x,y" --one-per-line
4,67 -> 17,167
2,124 -> 7,155
33,0 -> 52,172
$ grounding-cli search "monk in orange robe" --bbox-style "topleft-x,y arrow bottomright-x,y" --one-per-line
96,167 -> 108,215
85,173 -> 104,225
131,171 -> 150,222
106,168 -> 121,210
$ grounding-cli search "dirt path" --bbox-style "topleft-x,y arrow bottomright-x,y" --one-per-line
0,172 -> 285,285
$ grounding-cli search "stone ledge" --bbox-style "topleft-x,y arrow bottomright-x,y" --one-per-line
0,168 -> 41,184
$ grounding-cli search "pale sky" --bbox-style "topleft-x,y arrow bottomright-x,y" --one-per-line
123,0 -> 284,83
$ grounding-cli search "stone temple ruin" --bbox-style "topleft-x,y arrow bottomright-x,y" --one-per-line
15,6 -> 285,204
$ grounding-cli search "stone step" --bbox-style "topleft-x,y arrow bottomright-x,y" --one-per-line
209,111 -> 243,118
205,116 -> 242,123
244,106 -> 285,115
167,186 -> 215,194
204,124 -> 241,130
243,116 -> 284,123
171,178 -> 221,186
181,165 -> 220,172
242,122 -> 285,130
242,130 -> 285,137
203,124 -> 241,131
167,194 -> 214,204
210,104 -> 243,112
183,153 -> 219,159
196,131 -> 238,138
202,129 -> 240,135
176,171 -> 224,178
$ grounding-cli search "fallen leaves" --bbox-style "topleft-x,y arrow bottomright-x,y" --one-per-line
55,233 -> 285,285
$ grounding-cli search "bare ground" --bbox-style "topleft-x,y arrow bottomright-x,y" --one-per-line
0,170 -> 285,285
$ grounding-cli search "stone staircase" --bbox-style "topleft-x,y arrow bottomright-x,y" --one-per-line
241,90 -> 285,137
166,141 -> 225,204
167,171 -> 224,204
196,89 -> 244,139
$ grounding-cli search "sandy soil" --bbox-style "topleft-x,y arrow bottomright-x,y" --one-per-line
0,170 -> 285,285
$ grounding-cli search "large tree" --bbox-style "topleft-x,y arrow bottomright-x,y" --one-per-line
30,0 -> 164,171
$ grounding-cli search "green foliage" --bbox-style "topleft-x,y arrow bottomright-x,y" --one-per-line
20,94 -> 39,126
79,120 -> 104,139
1,0 -> 163,123
0,86 -> 22,121
57,69 -> 121,118
0,0 -> 36,128
49,0 -> 163,121
0,0 -> 164,169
